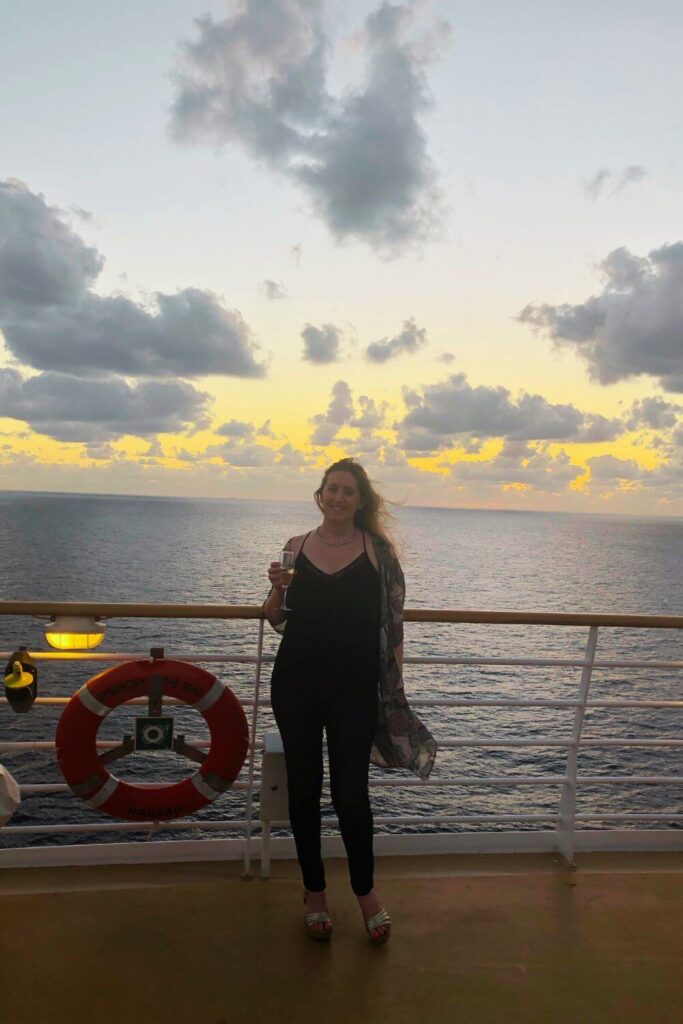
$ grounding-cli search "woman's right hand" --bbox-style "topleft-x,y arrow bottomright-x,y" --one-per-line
267,561 -> 293,591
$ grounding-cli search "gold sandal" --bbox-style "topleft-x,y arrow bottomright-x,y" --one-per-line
303,889 -> 332,942
365,908 -> 391,945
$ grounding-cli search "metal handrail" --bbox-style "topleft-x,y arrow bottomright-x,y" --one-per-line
2,602 -> 683,869
2,599 -> 683,628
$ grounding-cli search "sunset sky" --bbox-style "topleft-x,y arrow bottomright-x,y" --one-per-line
1,0 -> 682,513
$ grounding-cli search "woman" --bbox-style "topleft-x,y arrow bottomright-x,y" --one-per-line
263,458 -> 437,944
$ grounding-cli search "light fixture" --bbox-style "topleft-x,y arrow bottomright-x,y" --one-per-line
44,615 -> 106,650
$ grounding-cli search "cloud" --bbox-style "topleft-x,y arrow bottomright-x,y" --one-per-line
215,417 -> 276,440
340,430 -> 386,456
216,419 -> 257,439
213,441 -> 278,467
0,178 -> 103,315
0,178 -> 267,379
5,288 -> 267,379
301,322 -> 342,363
452,440 -> 583,493
351,395 -> 387,429
276,442 -> 308,466
84,441 -> 118,460
205,433 -> 314,468
583,165 -> 647,200
261,279 -> 286,300
585,453 -> 646,481
308,380 -> 389,446
365,317 -> 427,363
170,1 -> 446,253
309,379 -> 354,444
0,368 -> 212,442
573,413 -> 624,443
625,396 -> 680,431
396,372 -> 620,452
518,243 -> 683,392
257,418 -> 276,438
583,168 -> 611,201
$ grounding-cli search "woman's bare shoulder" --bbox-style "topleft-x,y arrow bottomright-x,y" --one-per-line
284,532 -> 309,556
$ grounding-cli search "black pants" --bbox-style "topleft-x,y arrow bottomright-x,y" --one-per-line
270,667 -> 378,896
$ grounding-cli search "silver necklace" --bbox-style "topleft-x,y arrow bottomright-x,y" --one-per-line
316,526 -> 357,547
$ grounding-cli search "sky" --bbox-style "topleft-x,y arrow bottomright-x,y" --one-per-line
1,0 -> 682,514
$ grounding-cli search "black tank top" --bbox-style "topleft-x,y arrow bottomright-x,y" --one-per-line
275,530 -> 380,681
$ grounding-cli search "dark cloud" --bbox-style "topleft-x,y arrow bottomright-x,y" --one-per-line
0,178 -> 266,380
307,381 -> 387,449
585,454 -> 646,481
309,379 -> 354,445
262,279 -> 287,300
625,396 -> 680,430
83,441 -> 117,460
258,418 -> 276,438
573,413 -> 624,443
207,436 -> 312,468
0,368 -> 211,443
365,317 -> 426,363
396,373 -> 615,452
170,1 -> 446,253
351,395 -> 387,429
518,243 -> 683,392
341,430 -> 386,456
276,442 -> 308,466
144,439 -> 165,458
213,441 -> 278,467
453,440 -> 582,493
170,0 -> 328,159
583,165 -> 647,200
301,322 -> 342,363
216,418 -> 275,440
216,419 -> 257,439
5,288 -> 266,379
0,178 -> 103,315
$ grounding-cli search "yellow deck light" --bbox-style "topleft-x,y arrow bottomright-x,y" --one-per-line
44,615 -> 106,650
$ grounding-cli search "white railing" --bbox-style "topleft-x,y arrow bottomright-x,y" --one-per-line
1,602 -> 683,872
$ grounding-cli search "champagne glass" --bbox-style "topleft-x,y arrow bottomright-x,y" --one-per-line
280,550 -> 296,611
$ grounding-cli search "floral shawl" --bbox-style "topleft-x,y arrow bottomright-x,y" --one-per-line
369,534 -> 437,780
269,533 -> 437,781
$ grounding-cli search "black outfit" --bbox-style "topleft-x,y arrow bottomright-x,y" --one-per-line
269,530 -> 380,895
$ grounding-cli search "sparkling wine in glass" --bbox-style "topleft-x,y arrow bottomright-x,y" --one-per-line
280,550 -> 296,611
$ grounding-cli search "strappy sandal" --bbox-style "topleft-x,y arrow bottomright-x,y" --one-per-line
303,889 -> 332,942
365,908 -> 391,945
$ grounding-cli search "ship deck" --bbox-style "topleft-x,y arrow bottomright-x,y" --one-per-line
2,849 -> 682,1023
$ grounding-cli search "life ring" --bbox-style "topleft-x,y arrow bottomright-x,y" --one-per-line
55,659 -> 249,822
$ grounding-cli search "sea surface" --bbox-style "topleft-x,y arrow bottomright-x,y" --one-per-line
1,490 -> 682,848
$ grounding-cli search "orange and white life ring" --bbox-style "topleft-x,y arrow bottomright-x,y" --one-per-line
56,659 -> 249,821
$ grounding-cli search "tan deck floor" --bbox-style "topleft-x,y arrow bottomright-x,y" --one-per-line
1,850 -> 682,1024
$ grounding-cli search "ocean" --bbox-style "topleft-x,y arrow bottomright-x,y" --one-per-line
1,490 -> 682,847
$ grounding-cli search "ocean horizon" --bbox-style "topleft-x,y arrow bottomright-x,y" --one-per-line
2,487 -> 683,523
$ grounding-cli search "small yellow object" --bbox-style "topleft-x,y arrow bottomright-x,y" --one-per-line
45,630 -> 106,650
44,615 -> 106,650
3,659 -> 34,690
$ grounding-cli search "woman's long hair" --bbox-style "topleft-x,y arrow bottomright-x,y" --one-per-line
314,458 -> 401,553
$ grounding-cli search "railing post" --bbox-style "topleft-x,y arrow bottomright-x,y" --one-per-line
241,617 -> 265,879
556,625 -> 599,867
